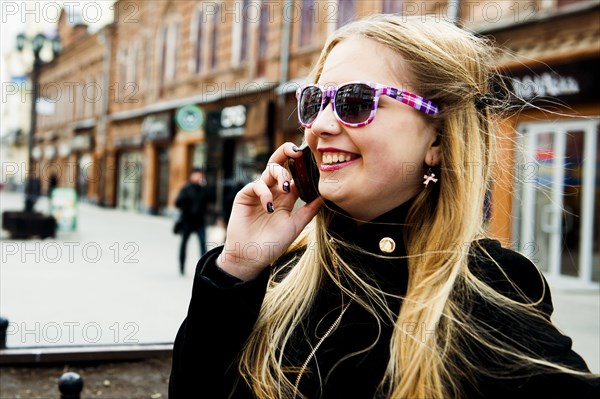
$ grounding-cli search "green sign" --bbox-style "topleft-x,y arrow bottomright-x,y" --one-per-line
176,105 -> 204,132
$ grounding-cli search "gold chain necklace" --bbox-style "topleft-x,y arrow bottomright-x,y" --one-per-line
293,299 -> 353,397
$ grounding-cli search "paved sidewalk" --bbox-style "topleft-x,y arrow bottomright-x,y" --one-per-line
1,190 -> 598,373
1,191 -> 225,349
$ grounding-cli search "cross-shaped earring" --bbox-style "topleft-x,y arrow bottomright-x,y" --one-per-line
423,168 -> 438,187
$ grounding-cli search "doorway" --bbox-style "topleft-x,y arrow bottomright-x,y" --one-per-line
516,119 -> 599,287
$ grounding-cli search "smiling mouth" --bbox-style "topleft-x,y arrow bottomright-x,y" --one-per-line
321,151 -> 359,165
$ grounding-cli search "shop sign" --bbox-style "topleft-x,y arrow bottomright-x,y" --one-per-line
206,105 -> 246,138
113,136 -> 143,148
511,73 -> 579,100
507,58 -> 598,106
142,113 -> 172,142
176,105 -> 204,132
70,135 -> 92,151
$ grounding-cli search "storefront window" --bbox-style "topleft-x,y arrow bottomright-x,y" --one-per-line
191,142 -> 206,170
517,120 -> 599,286
117,151 -> 144,211
234,139 -> 268,183
77,153 -> 93,201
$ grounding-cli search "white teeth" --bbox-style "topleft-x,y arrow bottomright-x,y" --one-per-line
322,152 -> 353,165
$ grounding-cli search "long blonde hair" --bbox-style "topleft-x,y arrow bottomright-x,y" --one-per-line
239,15 -> 593,398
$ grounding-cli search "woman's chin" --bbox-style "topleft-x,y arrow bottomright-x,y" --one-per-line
317,184 -> 344,204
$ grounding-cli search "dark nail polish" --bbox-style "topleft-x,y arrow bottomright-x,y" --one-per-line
267,202 -> 274,213
292,146 -> 300,152
283,181 -> 290,193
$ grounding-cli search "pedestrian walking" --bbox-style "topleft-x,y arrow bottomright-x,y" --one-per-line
48,173 -> 58,198
175,167 -> 209,275
24,174 -> 41,213
169,15 -> 600,398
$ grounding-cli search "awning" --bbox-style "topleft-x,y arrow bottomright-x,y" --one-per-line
494,26 -> 599,70
484,6 -> 600,70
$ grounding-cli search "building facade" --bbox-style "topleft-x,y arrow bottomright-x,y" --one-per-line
35,11 -> 109,202
469,1 -> 600,287
30,0 -> 598,286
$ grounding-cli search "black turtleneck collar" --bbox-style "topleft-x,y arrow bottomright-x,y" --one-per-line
326,197 -> 415,257
322,198 -> 416,297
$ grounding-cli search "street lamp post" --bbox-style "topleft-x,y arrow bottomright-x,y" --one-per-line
16,32 -> 62,170
16,32 -> 61,211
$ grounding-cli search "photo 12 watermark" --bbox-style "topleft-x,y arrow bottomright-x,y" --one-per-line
1,241 -> 141,264
5,321 -> 140,345
1,1 -> 128,24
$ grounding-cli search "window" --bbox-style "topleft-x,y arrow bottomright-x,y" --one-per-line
117,45 -> 128,96
84,79 -> 93,118
232,0 -> 251,66
144,38 -> 152,95
60,86 -> 68,123
257,2 -> 269,76
166,22 -> 179,80
158,26 -> 168,93
128,42 -> 139,87
94,75 -> 102,116
240,0 -> 250,63
158,20 -> 179,95
191,7 -> 204,73
76,79 -> 84,119
210,4 -> 220,69
337,0 -> 355,28
300,0 -> 315,47
382,0 -> 403,14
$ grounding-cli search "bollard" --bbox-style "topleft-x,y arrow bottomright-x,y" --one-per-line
0,316 -> 8,349
58,372 -> 83,399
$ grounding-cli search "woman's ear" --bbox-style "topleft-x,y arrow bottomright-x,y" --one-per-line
426,134 -> 442,167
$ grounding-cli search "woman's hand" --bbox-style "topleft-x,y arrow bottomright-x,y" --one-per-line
216,143 -> 323,281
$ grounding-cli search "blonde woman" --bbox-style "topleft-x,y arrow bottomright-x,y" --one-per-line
169,15 -> 599,399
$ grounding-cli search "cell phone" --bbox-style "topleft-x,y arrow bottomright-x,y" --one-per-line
287,144 -> 320,203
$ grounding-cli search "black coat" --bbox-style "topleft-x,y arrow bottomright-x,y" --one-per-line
169,201 -> 599,398
175,183 -> 210,227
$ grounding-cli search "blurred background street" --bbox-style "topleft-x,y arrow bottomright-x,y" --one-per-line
1,190 -> 225,348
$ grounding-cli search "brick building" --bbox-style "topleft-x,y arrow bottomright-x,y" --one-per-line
33,0 -> 598,286
35,10 -> 110,203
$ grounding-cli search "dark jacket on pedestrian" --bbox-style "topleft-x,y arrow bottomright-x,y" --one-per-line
48,174 -> 58,197
169,201 -> 600,398
175,183 -> 209,228
25,177 -> 41,201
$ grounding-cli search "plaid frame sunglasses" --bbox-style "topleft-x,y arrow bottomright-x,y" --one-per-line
296,81 -> 439,128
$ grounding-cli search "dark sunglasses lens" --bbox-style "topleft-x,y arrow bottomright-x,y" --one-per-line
299,86 -> 322,125
335,84 -> 375,124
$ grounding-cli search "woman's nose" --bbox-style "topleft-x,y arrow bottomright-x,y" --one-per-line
309,101 -> 342,138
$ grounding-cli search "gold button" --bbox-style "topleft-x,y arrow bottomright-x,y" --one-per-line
379,237 -> 396,253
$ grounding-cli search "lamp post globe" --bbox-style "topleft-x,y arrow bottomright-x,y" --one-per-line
31,33 -> 46,55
